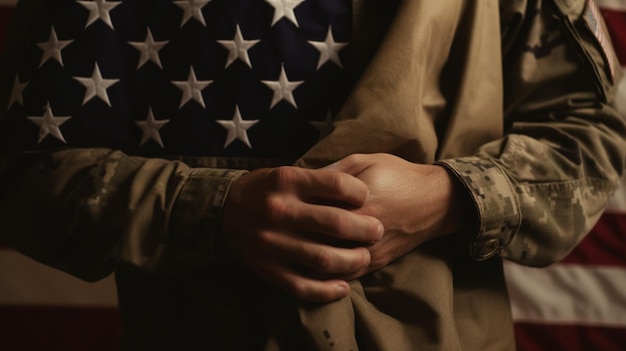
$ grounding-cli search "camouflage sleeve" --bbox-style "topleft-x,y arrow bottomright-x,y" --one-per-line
437,0 -> 626,267
0,148 -> 247,281
0,1 -> 249,281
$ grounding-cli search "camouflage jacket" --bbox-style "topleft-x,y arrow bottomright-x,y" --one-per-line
0,0 -> 625,350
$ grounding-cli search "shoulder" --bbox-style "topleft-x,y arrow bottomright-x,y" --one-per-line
551,0 -> 622,95
501,0 -> 621,100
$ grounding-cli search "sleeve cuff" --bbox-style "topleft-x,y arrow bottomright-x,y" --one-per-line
436,157 -> 521,261
168,168 -> 248,267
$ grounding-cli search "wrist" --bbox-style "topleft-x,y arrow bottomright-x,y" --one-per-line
435,165 -> 478,237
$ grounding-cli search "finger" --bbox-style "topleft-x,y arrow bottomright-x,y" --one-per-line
253,259 -> 351,303
270,166 -> 370,207
289,198 -> 384,243
265,232 -> 372,275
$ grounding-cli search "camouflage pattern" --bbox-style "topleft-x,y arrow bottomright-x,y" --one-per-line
0,148 -> 249,279
439,0 -> 626,266
0,0 -> 624,350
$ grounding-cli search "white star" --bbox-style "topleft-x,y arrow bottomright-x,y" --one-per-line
265,0 -> 304,27
129,28 -> 169,69
171,67 -> 213,108
310,110 -> 334,138
216,106 -> 259,148
36,26 -> 73,67
261,64 -> 304,109
27,103 -> 72,144
8,75 -> 28,109
308,27 -> 349,69
217,24 -> 260,68
135,108 -> 170,148
77,0 -> 122,29
174,0 -> 211,27
73,63 -> 120,106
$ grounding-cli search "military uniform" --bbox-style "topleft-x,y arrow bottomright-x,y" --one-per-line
0,0 -> 625,350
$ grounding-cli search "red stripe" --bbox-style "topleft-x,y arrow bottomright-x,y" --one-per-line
600,9 -> 626,64
560,212 -> 626,266
0,306 -> 122,351
514,323 -> 626,351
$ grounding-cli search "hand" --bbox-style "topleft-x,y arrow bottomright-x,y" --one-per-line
325,153 -> 471,277
220,166 -> 384,302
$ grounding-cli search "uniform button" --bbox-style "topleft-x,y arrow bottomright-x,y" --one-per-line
475,238 -> 499,259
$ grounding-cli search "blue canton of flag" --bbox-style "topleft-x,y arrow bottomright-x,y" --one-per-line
4,0 -> 353,160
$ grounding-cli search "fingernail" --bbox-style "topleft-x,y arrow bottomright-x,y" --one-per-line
364,250 -> 372,267
375,222 -> 384,240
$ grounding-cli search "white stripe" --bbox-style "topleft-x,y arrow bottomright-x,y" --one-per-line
597,0 -> 626,11
606,177 -> 626,213
504,263 -> 626,327
0,249 -> 118,307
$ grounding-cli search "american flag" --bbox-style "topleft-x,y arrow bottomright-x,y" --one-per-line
0,1 -> 625,350
1,0 -> 353,161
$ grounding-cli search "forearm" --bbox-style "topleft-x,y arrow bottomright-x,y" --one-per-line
0,148 -> 246,281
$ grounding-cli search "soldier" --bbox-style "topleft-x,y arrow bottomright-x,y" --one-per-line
0,0 -> 624,350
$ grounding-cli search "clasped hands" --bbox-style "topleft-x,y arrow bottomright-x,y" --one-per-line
220,153 -> 464,303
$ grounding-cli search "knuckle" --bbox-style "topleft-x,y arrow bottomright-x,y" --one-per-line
270,166 -> 299,188
344,153 -> 364,165
326,212 -> 349,237
285,279 -> 309,299
312,249 -> 334,272
255,230 -> 275,246
342,248 -> 369,272
264,195 -> 290,221
329,174 -> 351,198
326,168 -> 367,203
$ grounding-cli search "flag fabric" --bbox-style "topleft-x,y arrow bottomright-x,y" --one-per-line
1,0 -> 352,160
0,1 -> 625,350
